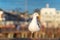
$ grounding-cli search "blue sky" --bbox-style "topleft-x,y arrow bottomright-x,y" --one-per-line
0,0 -> 60,13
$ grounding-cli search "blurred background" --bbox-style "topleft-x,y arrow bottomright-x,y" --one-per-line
0,0 -> 60,40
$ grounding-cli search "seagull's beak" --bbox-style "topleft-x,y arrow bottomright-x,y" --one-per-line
37,15 -> 40,20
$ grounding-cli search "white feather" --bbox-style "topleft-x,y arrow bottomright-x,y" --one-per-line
28,13 -> 40,32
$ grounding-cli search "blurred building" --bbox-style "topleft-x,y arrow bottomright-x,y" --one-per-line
40,3 -> 60,28
0,10 -> 4,21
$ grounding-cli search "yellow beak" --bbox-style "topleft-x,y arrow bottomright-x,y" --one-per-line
37,15 -> 40,20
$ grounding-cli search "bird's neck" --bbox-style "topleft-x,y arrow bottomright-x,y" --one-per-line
32,16 -> 37,21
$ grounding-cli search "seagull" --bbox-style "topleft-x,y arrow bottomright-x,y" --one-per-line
28,12 -> 40,33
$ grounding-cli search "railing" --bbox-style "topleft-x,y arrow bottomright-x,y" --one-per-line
0,38 -> 59,40
0,21 -> 60,39
0,30 -> 60,39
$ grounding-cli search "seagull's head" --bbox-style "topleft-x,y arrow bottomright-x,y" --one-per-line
33,12 -> 39,17
33,12 -> 40,20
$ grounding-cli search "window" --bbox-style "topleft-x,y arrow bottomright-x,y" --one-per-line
45,12 -> 47,14
57,12 -> 59,14
50,12 -> 52,15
